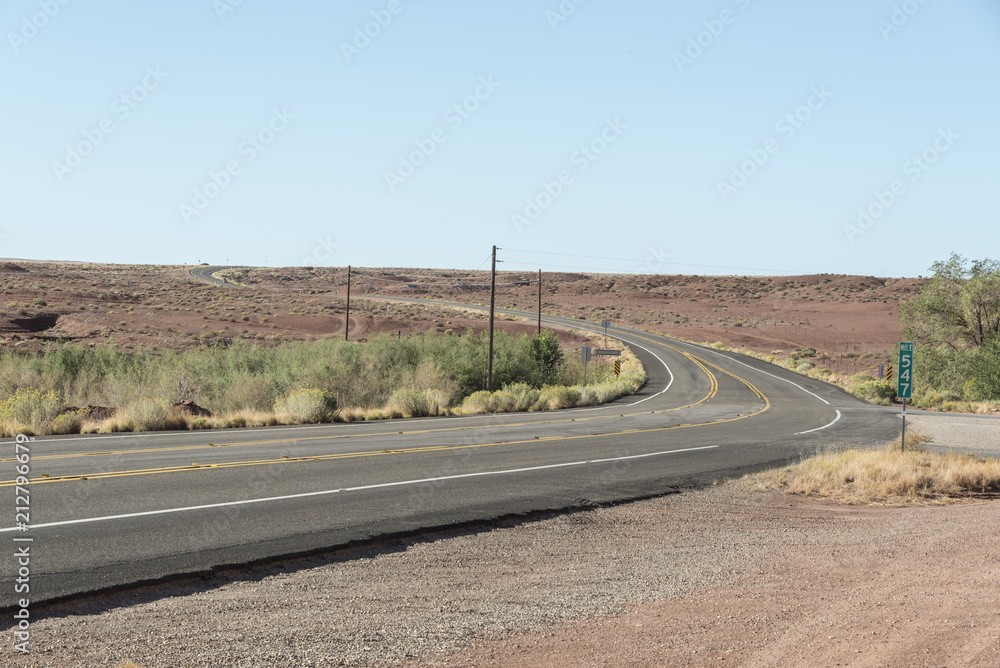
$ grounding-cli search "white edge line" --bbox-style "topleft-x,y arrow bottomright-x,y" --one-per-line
796,410 -> 842,435
562,336 -> 674,412
1,446 -> 718,533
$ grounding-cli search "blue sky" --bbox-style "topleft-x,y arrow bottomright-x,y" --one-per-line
2,0 -> 998,277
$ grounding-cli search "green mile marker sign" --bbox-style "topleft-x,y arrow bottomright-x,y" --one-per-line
897,342 -> 914,400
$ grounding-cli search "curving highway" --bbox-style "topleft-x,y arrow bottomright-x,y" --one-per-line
189,265 -> 247,287
0,307 -> 898,609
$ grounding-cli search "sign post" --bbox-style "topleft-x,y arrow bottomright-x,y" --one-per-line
601,319 -> 610,347
897,342 -> 914,452
581,346 -> 591,386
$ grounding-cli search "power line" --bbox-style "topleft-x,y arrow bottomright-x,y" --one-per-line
502,248 -> 803,274
501,260 -> 633,273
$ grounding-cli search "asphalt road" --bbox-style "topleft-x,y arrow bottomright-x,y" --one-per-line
189,265 -> 246,287
0,308 -> 898,609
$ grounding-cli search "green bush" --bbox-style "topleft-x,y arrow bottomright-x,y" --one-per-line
110,398 -> 188,432
917,391 -> 947,409
461,390 -> 497,414
577,387 -> 599,406
540,386 -> 581,410
501,382 -> 540,411
50,411 -> 84,435
855,380 -> 895,405
274,388 -> 337,423
0,388 -> 61,433
387,386 -> 432,418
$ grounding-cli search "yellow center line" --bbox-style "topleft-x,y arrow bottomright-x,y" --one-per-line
4,395 -> 769,487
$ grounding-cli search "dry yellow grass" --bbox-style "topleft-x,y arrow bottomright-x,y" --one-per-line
737,432 -> 1000,506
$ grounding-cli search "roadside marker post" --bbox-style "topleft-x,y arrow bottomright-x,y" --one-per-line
581,346 -> 591,386
886,364 -> 893,382
897,342 -> 914,452
614,360 -> 621,377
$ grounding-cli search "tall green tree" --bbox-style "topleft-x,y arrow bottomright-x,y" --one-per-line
529,329 -> 564,386
899,253 -> 1000,399
900,253 -> 1000,349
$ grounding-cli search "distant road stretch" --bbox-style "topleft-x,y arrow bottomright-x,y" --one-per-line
189,265 -> 246,287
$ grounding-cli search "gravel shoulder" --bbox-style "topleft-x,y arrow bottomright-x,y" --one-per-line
8,482 -> 1000,667
905,411 -> 1000,456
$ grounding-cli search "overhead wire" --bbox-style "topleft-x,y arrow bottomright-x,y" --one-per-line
501,248 -> 804,275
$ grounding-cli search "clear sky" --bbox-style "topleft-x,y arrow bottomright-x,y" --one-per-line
3,0 -> 998,277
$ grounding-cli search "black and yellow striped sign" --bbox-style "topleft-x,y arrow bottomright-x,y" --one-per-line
614,360 -> 621,376
886,364 -> 893,382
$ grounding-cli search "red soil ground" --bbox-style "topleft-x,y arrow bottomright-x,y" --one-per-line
0,261 -> 924,377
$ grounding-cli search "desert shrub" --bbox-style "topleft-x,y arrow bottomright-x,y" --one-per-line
855,380 -> 895,405
0,388 -> 62,425
577,387 -> 599,406
540,386 -> 581,410
274,388 -> 337,424
109,398 -> 187,432
795,361 -> 815,373
0,331 -> 643,429
501,382 -> 540,411
50,411 -> 84,435
917,391 -> 947,409
423,389 -> 452,416
594,381 -> 628,403
461,390 -> 496,414
387,386 -> 431,418
491,390 -> 518,413
0,388 -> 61,434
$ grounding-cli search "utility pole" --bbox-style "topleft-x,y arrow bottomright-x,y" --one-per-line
487,245 -> 497,391
537,269 -> 542,336
345,265 -> 351,341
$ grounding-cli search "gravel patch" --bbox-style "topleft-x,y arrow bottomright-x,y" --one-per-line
906,412 -> 1000,456
6,484 -> 999,667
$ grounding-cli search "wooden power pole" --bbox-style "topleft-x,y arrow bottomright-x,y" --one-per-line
487,246 -> 497,391
537,269 -> 542,336
345,265 -> 351,341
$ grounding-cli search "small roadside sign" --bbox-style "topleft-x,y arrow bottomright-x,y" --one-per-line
886,364 -> 893,382
897,342 -> 914,452
897,342 -> 913,399
595,349 -> 620,356
581,346 -> 591,362
614,360 -> 621,377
